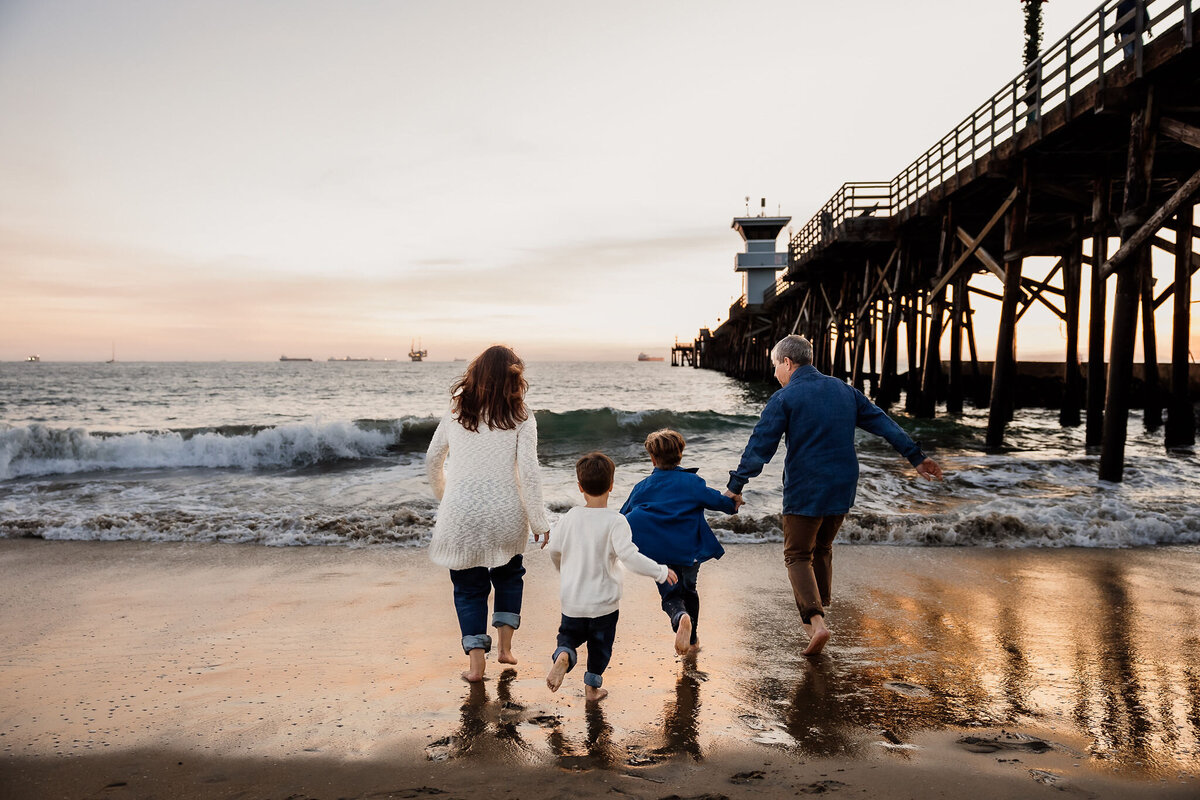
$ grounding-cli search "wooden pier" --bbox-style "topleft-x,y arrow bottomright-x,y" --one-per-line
689,0 -> 1199,481
670,336 -> 698,367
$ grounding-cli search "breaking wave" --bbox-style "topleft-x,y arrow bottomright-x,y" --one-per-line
0,409 -> 755,480
0,419 -> 430,479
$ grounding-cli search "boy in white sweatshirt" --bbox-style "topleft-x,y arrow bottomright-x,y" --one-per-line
546,451 -> 677,702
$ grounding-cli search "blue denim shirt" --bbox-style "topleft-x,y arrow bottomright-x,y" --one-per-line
727,365 -> 926,516
620,466 -> 734,565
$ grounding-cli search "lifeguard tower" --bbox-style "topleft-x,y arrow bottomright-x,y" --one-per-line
732,199 -> 790,306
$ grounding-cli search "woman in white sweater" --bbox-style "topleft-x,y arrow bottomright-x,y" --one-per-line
426,345 -> 550,682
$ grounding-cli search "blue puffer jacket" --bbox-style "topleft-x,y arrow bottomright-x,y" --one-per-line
620,466 -> 735,566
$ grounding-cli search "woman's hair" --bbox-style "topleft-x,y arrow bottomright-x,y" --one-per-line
451,345 -> 528,432
644,428 -> 686,468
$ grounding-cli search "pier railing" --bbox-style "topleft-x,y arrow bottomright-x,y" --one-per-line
788,0 -> 1193,263
763,273 -> 789,305
788,181 -> 892,263
729,295 -> 747,318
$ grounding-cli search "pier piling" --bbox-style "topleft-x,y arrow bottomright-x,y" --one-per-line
1166,206 -> 1196,447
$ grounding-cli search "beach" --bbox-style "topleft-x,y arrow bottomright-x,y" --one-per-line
2,538 -> 1198,799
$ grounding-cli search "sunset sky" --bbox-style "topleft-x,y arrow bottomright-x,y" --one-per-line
2,0 -> 1189,362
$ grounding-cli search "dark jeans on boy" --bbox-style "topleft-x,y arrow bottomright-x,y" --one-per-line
552,609 -> 618,688
448,553 -> 524,654
657,563 -> 700,645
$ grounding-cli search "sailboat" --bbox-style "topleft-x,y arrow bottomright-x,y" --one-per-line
106,343 -> 116,364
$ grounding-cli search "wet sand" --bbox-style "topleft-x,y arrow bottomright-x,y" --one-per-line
2,538 -> 1198,799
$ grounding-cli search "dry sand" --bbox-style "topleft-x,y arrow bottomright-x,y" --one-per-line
2,538 -> 1198,799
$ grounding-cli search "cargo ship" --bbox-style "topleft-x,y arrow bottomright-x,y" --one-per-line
637,352 -> 664,362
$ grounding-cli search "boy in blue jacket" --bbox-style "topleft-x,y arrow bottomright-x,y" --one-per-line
620,429 -> 740,655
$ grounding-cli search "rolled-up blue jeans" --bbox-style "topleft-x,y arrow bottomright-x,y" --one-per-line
552,609 -> 618,688
449,553 -> 525,654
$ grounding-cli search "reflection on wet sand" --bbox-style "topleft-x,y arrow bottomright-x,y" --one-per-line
428,668 -> 623,770
425,669 -> 535,762
1089,561 -> 1150,762
546,704 -> 620,770
734,548 -> 1200,775
658,656 -> 704,760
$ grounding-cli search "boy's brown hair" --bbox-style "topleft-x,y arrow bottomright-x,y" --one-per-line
576,451 -> 615,496
644,429 -> 685,468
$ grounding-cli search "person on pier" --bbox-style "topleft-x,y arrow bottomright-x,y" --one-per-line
724,335 -> 943,655
1114,0 -> 1152,59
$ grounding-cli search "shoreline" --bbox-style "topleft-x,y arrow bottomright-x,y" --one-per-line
2,539 -> 1198,798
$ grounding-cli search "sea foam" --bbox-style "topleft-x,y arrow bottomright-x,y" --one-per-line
0,420 -> 415,479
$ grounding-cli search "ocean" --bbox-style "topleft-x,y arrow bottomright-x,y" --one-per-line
2,360 -> 1198,549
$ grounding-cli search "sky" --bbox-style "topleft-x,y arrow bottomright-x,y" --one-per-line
2,0 -> 1190,362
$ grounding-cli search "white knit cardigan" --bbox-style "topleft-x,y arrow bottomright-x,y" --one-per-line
425,411 -> 550,570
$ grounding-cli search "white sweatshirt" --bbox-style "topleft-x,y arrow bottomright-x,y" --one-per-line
426,411 -> 550,570
547,506 -> 669,618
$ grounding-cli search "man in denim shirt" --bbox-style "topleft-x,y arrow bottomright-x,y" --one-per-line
725,335 -> 943,655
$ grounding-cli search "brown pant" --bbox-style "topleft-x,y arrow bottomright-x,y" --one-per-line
782,513 -> 845,623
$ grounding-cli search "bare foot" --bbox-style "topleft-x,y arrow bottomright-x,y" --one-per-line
497,626 -> 517,664
546,652 -> 570,692
461,648 -> 486,682
585,685 -> 608,703
674,614 -> 693,655
803,626 -> 830,656
460,642 -> 484,681
687,639 -> 701,655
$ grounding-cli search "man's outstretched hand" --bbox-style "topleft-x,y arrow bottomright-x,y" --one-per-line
723,489 -> 745,510
916,458 -> 943,481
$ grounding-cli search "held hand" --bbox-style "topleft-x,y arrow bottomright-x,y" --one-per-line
665,568 -> 679,586
534,530 -> 550,549
916,458 -> 943,482
724,489 -> 745,510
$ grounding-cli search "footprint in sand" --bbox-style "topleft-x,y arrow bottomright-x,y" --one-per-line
883,680 -> 931,698
738,713 -> 768,731
625,752 -> 663,766
957,732 -> 1053,754
799,779 -> 848,793
729,770 -> 765,784
738,713 -> 795,746
527,714 -> 562,729
424,736 -> 458,761
751,727 -> 796,747
1027,770 -> 1095,797
1029,769 -> 1060,785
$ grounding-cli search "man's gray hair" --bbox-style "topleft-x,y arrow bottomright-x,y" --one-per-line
771,335 -> 813,366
